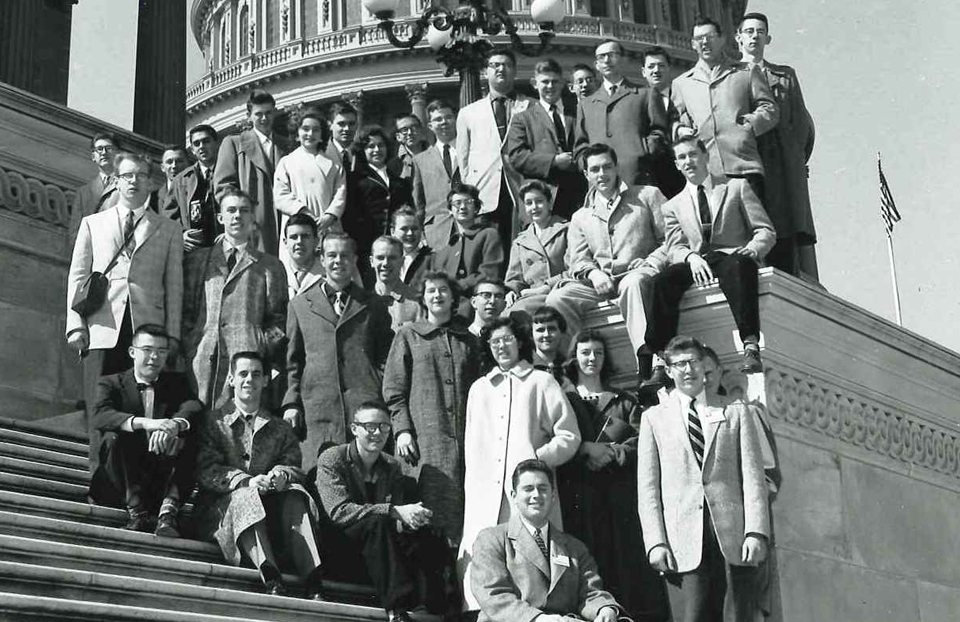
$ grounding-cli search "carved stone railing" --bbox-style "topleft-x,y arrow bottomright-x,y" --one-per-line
0,166 -> 74,230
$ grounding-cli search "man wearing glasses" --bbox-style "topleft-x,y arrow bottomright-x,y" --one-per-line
316,401 -> 453,622
87,325 -> 201,536
637,335 -> 769,622
388,114 -> 425,181
68,132 -> 123,250
66,152 -> 184,472
468,278 -> 508,338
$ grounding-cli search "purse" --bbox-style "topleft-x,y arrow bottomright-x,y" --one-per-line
71,213 -> 144,318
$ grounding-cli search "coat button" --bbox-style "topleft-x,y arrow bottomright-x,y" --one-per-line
445,379 -> 453,385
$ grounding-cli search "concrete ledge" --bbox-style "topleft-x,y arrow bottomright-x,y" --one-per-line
0,472 -> 88,502
0,441 -> 88,471
0,592 -> 277,622
0,426 -> 88,456
0,490 -> 125,526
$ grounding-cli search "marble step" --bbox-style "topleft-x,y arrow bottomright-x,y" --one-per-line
0,427 -> 88,458
0,440 -> 89,471
0,454 -> 90,486
0,471 -> 89,502
0,415 -> 88,444
0,489 -> 126,526
0,593 -> 278,622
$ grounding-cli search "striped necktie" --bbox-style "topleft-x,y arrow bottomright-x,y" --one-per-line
534,527 -> 549,559
688,397 -> 705,467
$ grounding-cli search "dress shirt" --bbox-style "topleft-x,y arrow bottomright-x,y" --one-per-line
99,172 -> 113,187
253,127 -> 273,159
683,176 -> 736,254
602,77 -> 625,96
371,164 -> 390,187
434,140 -> 458,166
539,99 -> 567,129
400,243 -> 424,280
675,389 -> 708,422
590,180 -> 630,214
222,239 -> 248,262
518,516 -> 549,554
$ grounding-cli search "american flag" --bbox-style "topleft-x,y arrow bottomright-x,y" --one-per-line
878,156 -> 901,234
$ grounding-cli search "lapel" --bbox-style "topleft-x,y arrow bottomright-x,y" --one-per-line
363,165 -> 389,192
298,266 -> 324,296
132,209 -> 159,255
530,103 -> 560,149
667,391 -> 696,462
676,189 -> 704,249
515,225 -> 546,256
305,281 -> 342,327
709,179 -> 728,222
606,80 -> 635,107
211,240 -> 230,280
508,517 -> 550,579
241,130 -> 270,176
426,145 -> 457,182
120,370 -> 142,415
547,527 -> 570,595
338,284 -> 369,326
701,402 -> 723,465
224,245 -> 257,288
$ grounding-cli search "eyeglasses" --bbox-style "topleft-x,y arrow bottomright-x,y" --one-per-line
395,126 -> 419,134
487,61 -> 511,70
450,199 -> 476,208
693,33 -> 720,43
353,422 -> 392,434
595,51 -> 621,60
475,291 -> 506,301
132,346 -> 170,359
93,145 -> 115,153
667,358 -> 702,370
117,172 -> 150,182
489,335 -> 517,347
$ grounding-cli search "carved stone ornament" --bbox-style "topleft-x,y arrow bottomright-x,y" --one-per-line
0,166 -> 73,228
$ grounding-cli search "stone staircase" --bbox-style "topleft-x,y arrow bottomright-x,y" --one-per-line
0,417 -> 436,622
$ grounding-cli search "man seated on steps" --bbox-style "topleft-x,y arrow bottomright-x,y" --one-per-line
88,324 -> 202,537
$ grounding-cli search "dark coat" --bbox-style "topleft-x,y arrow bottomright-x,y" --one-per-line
172,163 -> 221,248
425,221 -> 504,295
381,318 -> 480,543
344,164 -> 413,258
283,282 -> 394,466
67,174 -> 119,251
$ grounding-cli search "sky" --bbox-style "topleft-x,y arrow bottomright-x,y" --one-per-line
68,1 -> 960,353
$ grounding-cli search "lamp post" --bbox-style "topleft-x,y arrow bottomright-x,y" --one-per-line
361,0 -> 565,108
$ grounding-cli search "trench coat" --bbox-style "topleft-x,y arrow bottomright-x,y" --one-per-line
381,317 -> 480,545
182,240 -> 288,408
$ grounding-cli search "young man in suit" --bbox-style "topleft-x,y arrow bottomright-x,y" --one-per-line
638,136 -> 775,384
506,58 -> 587,220
737,12 -> 818,280
282,212 -> 324,300
182,189 -> 288,409
325,102 -> 359,175
641,47 -> 686,199
66,152 -> 184,471
391,207 -> 434,294
471,459 -> 622,622
569,63 -> 598,101
370,235 -> 420,330
467,277 -> 508,338
413,99 -> 459,233
637,336 -> 769,622
457,48 -> 533,247
68,132 -> 122,250
214,89 -> 291,256
88,324 -> 202,536
282,232 -> 394,466
573,39 -> 671,188
156,145 -> 190,221
174,124 -> 222,253
388,113 -> 424,180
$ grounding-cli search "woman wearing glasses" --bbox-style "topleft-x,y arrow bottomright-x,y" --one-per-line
381,272 -> 480,549
458,315 -> 580,612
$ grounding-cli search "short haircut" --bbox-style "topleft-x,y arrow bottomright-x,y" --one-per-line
642,46 -> 671,65
132,323 -> 169,343
161,144 -> 189,159
297,106 -> 332,151
533,58 -> 563,76
91,132 -> 121,151
531,305 -> 566,333
351,400 -> 390,422
693,16 -> 722,36
571,63 -> 596,77
219,187 -> 257,209
739,12 -> 769,30
672,135 -> 708,153
486,47 -> 517,68
395,113 -> 421,127
519,179 -> 554,202
472,276 -> 507,296
229,350 -> 266,374
188,124 -> 218,143
321,231 -> 358,255
447,182 -> 482,211
353,125 -> 394,162
596,38 -> 625,55
284,211 -> 318,237
511,458 -> 555,490
328,101 -> 357,121
663,335 -> 707,364
419,270 -> 461,308
246,89 -> 276,114
703,345 -> 722,368
566,329 -> 613,383
371,235 -> 403,256
390,205 -> 420,228
426,99 -> 456,117
112,151 -> 152,173
479,316 -> 534,373
582,142 -> 618,165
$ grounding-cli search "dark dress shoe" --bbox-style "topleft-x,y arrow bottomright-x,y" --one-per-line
740,345 -> 764,374
154,513 -> 180,538
636,347 -> 653,381
123,508 -> 152,533
265,579 -> 287,596
306,590 -> 326,602
639,365 -> 671,390
387,611 -> 412,622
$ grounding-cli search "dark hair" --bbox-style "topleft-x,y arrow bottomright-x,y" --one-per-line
390,205 -> 420,229
298,106 -> 332,152
511,458 -> 555,490
486,47 -> 517,68
351,400 -> 390,422
596,38 -> 625,56
533,58 -> 563,76
371,235 -> 403,256
132,323 -> 169,343
284,211 -> 318,238
571,63 -> 596,77
112,152 -> 153,175
582,142 -> 618,165
702,345 -> 728,396
447,182 -> 482,211
519,179 -> 554,203
663,335 -> 708,364
472,276 -> 507,296
188,124 -> 219,143
739,12 -> 769,30
426,99 -> 456,117
321,231 -> 358,255
394,113 -> 421,128
328,101 -> 358,121
353,125 -> 394,163
246,89 -> 276,114
672,135 -> 708,153
480,316 -> 534,373
531,305 -> 566,333
91,132 -> 121,151
693,17 -> 722,36
642,46 -> 671,65
419,270 -> 461,311
565,329 -> 613,384
229,350 -> 267,375
161,144 -> 189,159
219,187 -> 257,210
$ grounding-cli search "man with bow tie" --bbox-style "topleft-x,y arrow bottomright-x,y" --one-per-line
88,324 -> 202,536
172,124 -> 223,252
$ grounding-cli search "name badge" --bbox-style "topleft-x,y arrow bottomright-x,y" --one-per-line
551,554 -> 570,567
702,407 -> 726,424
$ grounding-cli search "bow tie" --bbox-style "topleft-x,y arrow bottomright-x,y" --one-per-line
136,382 -> 153,391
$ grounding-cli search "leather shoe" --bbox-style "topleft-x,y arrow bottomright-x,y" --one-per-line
387,611 -> 412,622
306,588 -> 325,602
740,345 -> 764,374
265,579 -> 286,597
639,365 -> 671,391
154,512 -> 180,538
636,347 -> 653,382
123,508 -> 152,533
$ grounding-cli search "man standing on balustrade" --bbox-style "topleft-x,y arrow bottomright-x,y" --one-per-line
173,124 -> 222,253
641,46 -> 686,199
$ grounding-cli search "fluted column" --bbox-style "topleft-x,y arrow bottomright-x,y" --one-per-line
134,0 -> 187,143
0,0 -> 74,104
404,82 -> 428,124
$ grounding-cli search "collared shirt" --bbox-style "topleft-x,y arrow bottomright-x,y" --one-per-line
253,127 -> 273,151
99,172 -> 113,187
434,140 -> 458,166
117,203 -> 148,222
198,163 -> 213,180
591,180 -> 630,214
654,86 -> 671,114
400,243 -> 424,280
539,99 -> 567,135
602,77 -> 625,95
371,164 -> 390,187
676,389 -> 708,419
518,516 -> 549,550
685,176 -> 715,213
222,239 -> 248,262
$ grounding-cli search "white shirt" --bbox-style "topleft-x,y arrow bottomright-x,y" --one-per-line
519,516 -> 549,553
685,176 -> 715,214
539,99 -> 567,132
222,239 -> 248,262
253,127 -> 273,153
400,243 -> 424,280
602,77 -> 625,96
434,140 -> 458,167
676,389 -> 708,418
371,164 -> 390,187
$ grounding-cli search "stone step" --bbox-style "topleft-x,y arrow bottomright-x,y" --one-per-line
0,593 -> 279,622
0,489 -> 126,526
0,560 -> 430,622
0,440 -> 89,471
0,454 -> 90,486
0,471 -> 89,502
0,415 -> 89,444
0,427 -> 88,458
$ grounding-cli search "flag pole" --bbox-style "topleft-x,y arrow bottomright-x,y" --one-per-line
878,151 -> 903,326
885,230 -> 903,326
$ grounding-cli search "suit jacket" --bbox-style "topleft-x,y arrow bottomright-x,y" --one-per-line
66,206 -> 184,349
155,182 -> 179,221
565,183 -> 668,280
573,80 -> 670,187
662,177 -> 776,265
344,164 -> 413,258
426,221 -> 504,295
93,369 -> 202,433
504,216 -> 568,296
68,174 -> 120,252
506,103 -> 587,220
671,58 -> 779,177
214,129 -> 292,256
402,245 -> 434,293
637,391 -> 770,573
284,259 -> 325,301
456,94 -> 534,215
471,517 -> 620,622
182,240 -> 288,407
283,282 -> 394,466
647,86 -> 687,198
412,143 -> 460,226
172,163 -> 222,248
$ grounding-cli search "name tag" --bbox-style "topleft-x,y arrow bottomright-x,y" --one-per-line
702,407 -> 726,424
551,554 -> 570,567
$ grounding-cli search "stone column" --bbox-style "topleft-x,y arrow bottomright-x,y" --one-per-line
404,82 -> 428,124
134,0 -> 187,144
343,90 -> 366,126
0,0 -> 74,105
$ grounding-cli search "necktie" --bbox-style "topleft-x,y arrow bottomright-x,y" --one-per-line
123,211 -> 136,255
333,291 -> 346,316
493,97 -> 508,140
550,105 -> 568,151
227,248 -> 238,272
263,137 -> 273,164
688,398 -> 705,467
138,383 -> 155,420
341,149 -> 352,173
697,184 -> 712,244
442,144 -> 453,179
203,168 -> 215,219
609,83 -> 618,97
294,269 -> 305,287
534,527 -> 549,559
